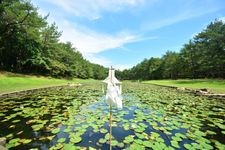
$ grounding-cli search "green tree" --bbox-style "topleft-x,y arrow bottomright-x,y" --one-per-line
194,20 -> 225,78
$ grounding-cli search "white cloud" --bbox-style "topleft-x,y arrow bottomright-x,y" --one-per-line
44,0 -> 146,20
58,20 -> 140,54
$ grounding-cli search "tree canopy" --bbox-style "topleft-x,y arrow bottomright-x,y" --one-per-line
0,0 -> 107,79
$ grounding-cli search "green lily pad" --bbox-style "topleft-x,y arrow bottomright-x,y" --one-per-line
172,136 -> 182,142
99,138 -> 106,144
31,124 -> 44,131
134,139 -> 143,145
6,138 -> 21,148
129,143 -> 145,150
64,143 -> 76,150
47,135 -> 55,141
6,133 -> 13,139
111,140 -> 119,146
124,135 -> 134,143
20,139 -> 32,144
57,138 -> 66,143
184,143 -> 192,149
171,141 -> 180,148
0,113 -> 5,117
52,128 -> 60,134
70,136 -> 82,144
143,141 -> 153,148
100,128 -> 108,134
117,142 -> 125,148
63,128 -> 71,133
12,119 -> 20,123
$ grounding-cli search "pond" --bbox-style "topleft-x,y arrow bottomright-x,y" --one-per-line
0,82 -> 225,150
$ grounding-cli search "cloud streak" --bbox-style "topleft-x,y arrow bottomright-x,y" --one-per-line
44,0 -> 146,20
58,21 -> 140,54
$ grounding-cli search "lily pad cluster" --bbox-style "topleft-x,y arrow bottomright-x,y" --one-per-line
0,82 -> 225,149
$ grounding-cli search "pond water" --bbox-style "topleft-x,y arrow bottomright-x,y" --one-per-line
0,82 -> 225,150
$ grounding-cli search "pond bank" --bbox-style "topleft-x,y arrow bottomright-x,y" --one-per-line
146,83 -> 225,100
143,79 -> 225,94
0,83 -> 80,99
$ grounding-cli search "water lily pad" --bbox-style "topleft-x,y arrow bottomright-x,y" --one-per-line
47,135 -> 55,141
0,113 -> 5,117
70,135 -> 82,144
50,143 -> 63,150
143,141 -> 153,148
64,143 -> 76,150
150,132 -> 160,140
124,135 -> 134,143
214,141 -> 225,149
31,124 -> 44,131
63,128 -> 71,133
129,143 -> 145,150
117,142 -> 125,148
111,140 -> 119,146
100,128 -> 108,134
12,119 -> 20,123
52,128 -> 60,134
99,138 -> 106,144
171,141 -> 180,148
134,127 -> 145,133
6,138 -> 21,148
134,139 -> 143,145
104,133 -> 110,140
205,130 -> 216,135
57,138 -> 66,143
6,133 -> 13,139
123,124 -> 130,130
172,136 -> 182,142
20,139 -> 32,144
184,143 -> 192,149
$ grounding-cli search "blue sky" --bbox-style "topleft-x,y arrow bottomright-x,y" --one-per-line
32,0 -> 225,70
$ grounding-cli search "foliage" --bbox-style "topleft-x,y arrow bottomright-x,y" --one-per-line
0,0 -> 107,78
118,20 -> 225,80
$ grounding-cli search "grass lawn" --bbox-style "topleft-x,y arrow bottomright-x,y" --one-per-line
0,72 -> 96,94
143,79 -> 225,94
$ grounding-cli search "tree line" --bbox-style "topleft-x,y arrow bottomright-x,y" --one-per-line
117,20 -> 225,80
0,0 -> 107,79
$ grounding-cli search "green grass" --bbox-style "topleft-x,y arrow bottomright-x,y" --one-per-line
143,79 -> 225,94
0,72 -> 96,94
